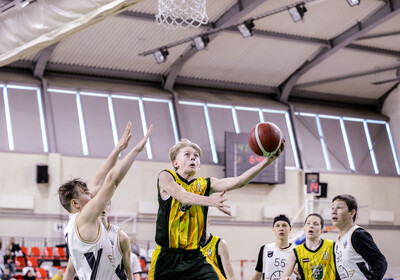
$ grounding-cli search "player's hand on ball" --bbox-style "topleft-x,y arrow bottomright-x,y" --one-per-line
267,137 -> 285,164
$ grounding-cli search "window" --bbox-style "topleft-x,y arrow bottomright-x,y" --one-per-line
6,85 -> 47,153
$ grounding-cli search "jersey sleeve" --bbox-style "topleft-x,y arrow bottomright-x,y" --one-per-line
131,253 -> 142,274
351,228 -> 387,280
255,245 -> 265,272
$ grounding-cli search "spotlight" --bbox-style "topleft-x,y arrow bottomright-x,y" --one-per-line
237,20 -> 255,38
288,3 -> 307,23
154,48 -> 169,64
346,0 -> 360,6
193,36 -> 209,50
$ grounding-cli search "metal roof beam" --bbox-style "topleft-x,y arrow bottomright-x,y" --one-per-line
377,82 -> 399,111
278,1 -> 400,103
290,90 -> 380,111
346,44 -> 400,58
175,76 -> 278,94
295,65 -> 400,88
33,43 -> 58,79
357,30 -> 400,40
162,0 -> 269,91
43,62 -> 163,84
119,11 -> 399,58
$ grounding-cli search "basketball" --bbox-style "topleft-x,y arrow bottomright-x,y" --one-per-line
249,122 -> 283,157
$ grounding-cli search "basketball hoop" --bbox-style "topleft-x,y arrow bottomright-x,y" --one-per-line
155,0 -> 209,29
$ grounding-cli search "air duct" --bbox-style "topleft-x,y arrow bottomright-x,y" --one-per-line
0,0 -> 141,67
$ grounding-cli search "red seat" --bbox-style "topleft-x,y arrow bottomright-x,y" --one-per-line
27,256 -> 39,267
12,275 -> 23,280
21,246 -> 28,256
15,256 -> 26,270
55,247 -> 68,260
35,267 -> 48,278
31,247 -> 41,257
43,247 -> 54,258
139,258 -> 148,272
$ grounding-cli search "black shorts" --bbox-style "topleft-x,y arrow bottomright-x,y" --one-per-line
149,246 -> 225,280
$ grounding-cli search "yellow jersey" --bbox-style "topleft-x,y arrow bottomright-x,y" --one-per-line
155,169 -> 210,250
201,234 -> 225,277
294,239 -> 336,280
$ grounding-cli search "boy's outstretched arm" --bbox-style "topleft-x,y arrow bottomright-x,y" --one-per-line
91,122 -> 133,195
159,171 -> 231,215
211,139 -> 285,193
78,125 -> 153,228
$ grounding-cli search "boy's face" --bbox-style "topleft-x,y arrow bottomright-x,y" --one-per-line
331,199 -> 353,229
304,215 -> 322,239
71,186 -> 93,211
173,146 -> 201,174
273,221 -> 291,240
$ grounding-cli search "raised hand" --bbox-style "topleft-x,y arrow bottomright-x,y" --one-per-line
134,124 -> 153,152
116,122 -> 132,152
212,190 -> 231,216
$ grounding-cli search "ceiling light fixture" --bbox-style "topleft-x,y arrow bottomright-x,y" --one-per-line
153,48 -> 169,64
193,36 -> 210,50
288,3 -> 307,23
237,20 -> 255,38
346,0 -> 360,6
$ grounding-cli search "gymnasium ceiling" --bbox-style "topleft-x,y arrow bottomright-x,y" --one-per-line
1,0 -> 400,112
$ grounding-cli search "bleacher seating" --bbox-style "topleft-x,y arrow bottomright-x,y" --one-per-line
21,246 -> 28,256
31,246 -> 41,257
55,246 -> 68,261
15,256 -> 26,270
35,267 -> 50,280
27,256 -> 39,267
9,241 -> 152,280
43,247 -> 54,259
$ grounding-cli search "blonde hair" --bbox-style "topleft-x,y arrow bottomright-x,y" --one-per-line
169,139 -> 202,170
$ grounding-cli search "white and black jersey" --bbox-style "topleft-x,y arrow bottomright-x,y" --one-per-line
65,213 -> 116,280
335,224 -> 387,280
107,223 -> 126,280
255,242 -> 296,280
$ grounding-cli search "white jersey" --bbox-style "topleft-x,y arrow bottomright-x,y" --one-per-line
107,223 -> 126,280
262,242 -> 296,280
131,253 -> 142,274
335,224 -> 368,280
65,213 -> 115,280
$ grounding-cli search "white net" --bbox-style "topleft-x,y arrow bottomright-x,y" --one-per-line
156,0 -> 208,29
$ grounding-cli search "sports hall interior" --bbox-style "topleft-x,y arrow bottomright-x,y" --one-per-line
0,0 -> 400,279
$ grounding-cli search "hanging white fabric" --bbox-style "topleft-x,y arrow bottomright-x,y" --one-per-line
0,0 -> 141,67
